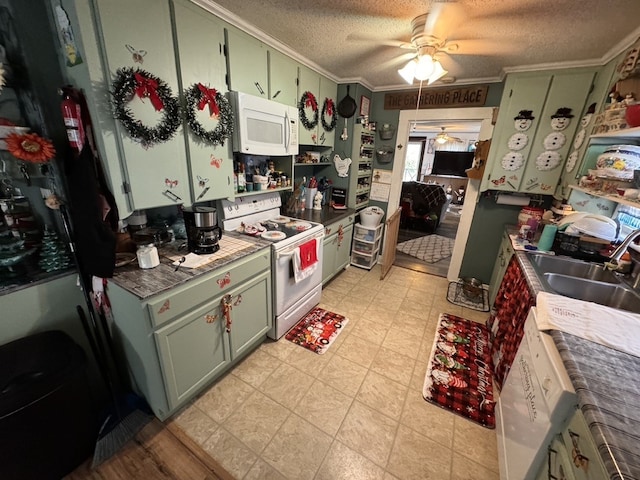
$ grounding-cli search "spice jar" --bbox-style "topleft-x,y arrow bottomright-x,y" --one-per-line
136,244 -> 160,269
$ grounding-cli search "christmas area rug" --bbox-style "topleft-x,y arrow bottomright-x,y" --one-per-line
422,313 -> 495,428
285,307 -> 349,355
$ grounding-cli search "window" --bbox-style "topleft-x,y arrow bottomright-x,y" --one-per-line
403,137 -> 426,181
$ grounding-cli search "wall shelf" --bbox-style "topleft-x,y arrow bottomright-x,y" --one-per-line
569,184 -> 640,210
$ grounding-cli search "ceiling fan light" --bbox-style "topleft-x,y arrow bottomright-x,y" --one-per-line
435,135 -> 448,144
398,60 -> 416,84
427,60 -> 448,85
414,54 -> 434,81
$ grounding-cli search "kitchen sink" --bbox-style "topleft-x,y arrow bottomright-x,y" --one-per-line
543,273 -> 640,313
528,253 -> 620,284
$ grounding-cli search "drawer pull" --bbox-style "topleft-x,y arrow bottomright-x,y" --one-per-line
233,294 -> 243,306
221,294 -> 233,332
204,314 -> 217,324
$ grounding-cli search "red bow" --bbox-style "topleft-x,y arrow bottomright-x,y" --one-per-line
197,83 -> 220,117
325,98 -> 334,116
134,72 -> 164,111
305,92 -> 317,111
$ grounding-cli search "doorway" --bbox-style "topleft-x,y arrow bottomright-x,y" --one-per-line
383,107 -> 495,281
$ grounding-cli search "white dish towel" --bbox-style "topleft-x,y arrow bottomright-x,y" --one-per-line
536,291 -> 640,358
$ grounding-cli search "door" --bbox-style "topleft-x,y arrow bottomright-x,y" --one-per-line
225,26 -> 268,96
155,296 -> 231,410
268,49 -> 298,107
391,107 -> 495,281
95,0 -> 190,209
380,207 -> 402,280
173,0 -> 234,203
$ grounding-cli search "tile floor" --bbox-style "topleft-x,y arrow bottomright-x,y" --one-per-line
169,265 -> 499,480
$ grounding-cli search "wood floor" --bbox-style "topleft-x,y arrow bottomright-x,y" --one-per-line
394,208 -> 461,277
65,419 -> 233,480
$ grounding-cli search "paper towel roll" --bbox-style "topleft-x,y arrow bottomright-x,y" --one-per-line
495,194 -> 531,206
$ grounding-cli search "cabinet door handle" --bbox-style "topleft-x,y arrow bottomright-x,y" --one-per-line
162,190 -> 181,202
568,430 -> 590,469
204,314 -> 218,324
255,82 -> 265,95
221,294 -> 233,332
272,90 -> 281,98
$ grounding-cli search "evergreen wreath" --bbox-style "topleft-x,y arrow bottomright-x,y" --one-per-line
321,97 -> 337,132
298,91 -> 319,130
184,83 -> 233,146
111,67 -> 181,147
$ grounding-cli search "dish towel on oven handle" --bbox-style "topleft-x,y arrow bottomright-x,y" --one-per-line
293,238 -> 318,283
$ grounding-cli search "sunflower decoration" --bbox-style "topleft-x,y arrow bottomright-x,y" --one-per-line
5,132 -> 56,163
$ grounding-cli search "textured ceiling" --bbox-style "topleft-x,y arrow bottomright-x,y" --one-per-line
199,0 -> 640,91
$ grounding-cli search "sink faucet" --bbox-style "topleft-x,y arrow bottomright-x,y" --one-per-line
605,228 -> 640,270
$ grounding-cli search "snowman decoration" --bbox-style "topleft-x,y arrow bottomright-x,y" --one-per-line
503,110 -> 535,172
567,103 -> 597,173
538,107 -> 573,171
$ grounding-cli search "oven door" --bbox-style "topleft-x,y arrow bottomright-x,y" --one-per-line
272,228 -> 324,315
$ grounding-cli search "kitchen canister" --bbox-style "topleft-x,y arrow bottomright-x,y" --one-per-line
136,244 -> 160,269
537,224 -> 558,252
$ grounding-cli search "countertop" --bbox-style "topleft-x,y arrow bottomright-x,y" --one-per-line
516,249 -> 640,480
286,205 -> 357,226
110,232 -> 271,300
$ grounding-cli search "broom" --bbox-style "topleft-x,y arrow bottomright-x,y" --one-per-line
76,304 -> 152,468
60,199 -> 151,468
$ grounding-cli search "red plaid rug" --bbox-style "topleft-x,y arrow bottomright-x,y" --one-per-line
285,307 -> 349,355
422,313 -> 495,428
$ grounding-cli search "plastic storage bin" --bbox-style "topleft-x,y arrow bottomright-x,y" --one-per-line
0,330 -> 98,480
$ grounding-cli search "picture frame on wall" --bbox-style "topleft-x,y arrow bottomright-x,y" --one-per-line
359,95 -> 370,116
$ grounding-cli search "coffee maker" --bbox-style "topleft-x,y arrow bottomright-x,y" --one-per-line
182,206 -> 223,254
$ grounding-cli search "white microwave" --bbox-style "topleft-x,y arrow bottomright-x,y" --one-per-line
230,91 -> 299,156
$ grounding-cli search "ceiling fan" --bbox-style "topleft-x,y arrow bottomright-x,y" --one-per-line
435,127 -> 462,144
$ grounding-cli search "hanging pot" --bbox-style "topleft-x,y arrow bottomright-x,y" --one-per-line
337,85 -> 357,119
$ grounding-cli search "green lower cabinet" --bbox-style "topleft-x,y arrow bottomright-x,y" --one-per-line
227,270 -> 272,358
322,215 -> 354,285
488,230 -> 515,307
155,296 -> 231,409
107,248 -> 272,420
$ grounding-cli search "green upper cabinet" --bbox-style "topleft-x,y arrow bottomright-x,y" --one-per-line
224,26 -> 268,97
318,75 -> 338,149
483,70 -> 595,194
483,74 -> 552,192
94,0 -> 190,209
519,71 -> 595,194
268,49 -> 298,107
172,0 -> 234,203
298,65 -> 321,146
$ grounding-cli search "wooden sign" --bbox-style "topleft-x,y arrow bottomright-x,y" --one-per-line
384,85 -> 489,110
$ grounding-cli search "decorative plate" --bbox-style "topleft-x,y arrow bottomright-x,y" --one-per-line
565,151 -> 579,173
501,152 -> 524,171
536,151 -> 562,171
543,132 -> 566,150
261,231 -> 286,241
293,221 -> 312,231
272,216 -> 290,223
573,129 -> 586,150
507,133 -> 528,151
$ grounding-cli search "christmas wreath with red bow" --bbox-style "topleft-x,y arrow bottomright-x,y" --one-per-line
298,91 -> 319,130
321,97 -> 337,132
184,83 -> 234,146
111,67 -> 181,147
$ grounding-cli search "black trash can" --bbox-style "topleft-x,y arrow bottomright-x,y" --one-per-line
0,330 -> 98,480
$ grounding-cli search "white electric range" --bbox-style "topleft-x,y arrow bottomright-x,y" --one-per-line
218,192 -> 324,339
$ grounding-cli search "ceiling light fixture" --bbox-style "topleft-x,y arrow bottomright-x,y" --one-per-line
398,46 -> 448,85
435,127 -> 450,144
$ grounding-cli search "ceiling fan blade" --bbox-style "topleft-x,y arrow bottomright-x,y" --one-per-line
375,52 -> 416,71
345,32 -> 409,48
445,38 -> 517,56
